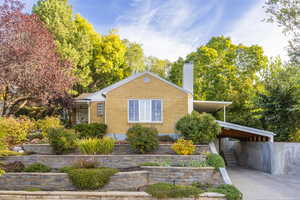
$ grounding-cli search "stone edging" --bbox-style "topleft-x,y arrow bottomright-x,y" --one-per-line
0,191 -> 226,199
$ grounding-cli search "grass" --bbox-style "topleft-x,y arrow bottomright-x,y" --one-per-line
208,184 -> 243,200
145,183 -> 203,199
25,187 -> 43,192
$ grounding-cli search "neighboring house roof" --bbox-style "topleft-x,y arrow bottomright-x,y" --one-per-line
78,71 -> 192,102
216,120 -> 275,138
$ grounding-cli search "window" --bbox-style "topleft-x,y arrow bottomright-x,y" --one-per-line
128,99 -> 162,122
97,103 -> 104,116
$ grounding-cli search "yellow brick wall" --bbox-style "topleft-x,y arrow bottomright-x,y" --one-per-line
90,101 -> 105,123
105,74 -> 189,134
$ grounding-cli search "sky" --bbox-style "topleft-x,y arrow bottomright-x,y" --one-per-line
22,0 -> 289,62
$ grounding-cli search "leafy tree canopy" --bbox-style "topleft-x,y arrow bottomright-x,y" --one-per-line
169,36 -> 268,127
256,59 -> 300,141
265,0 -> 300,63
0,0 -> 75,117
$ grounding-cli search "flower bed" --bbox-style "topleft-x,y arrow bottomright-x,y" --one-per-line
22,144 -> 209,155
1,154 -> 206,169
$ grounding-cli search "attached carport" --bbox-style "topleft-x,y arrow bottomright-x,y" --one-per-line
217,120 -> 275,142
193,100 -> 275,142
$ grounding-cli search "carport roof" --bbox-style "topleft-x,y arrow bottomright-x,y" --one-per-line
217,120 -> 275,139
194,100 -> 232,112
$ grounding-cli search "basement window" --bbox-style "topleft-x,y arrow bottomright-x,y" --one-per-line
128,99 -> 162,123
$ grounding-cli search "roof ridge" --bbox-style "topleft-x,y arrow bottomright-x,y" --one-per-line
86,71 -> 191,101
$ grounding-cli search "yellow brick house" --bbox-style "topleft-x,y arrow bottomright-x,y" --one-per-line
72,64 -> 275,141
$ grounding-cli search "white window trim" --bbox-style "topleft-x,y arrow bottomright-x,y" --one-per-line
128,99 -> 163,123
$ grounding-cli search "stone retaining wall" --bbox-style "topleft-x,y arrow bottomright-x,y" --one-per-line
22,144 -> 209,155
0,191 -> 226,200
0,171 -> 149,191
2,155 -> 205,169
141,166 -> 223,186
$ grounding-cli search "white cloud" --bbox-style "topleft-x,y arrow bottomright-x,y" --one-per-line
116,0 -> 225,61
227,0 -> 289,60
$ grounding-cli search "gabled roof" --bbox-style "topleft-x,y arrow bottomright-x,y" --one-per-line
84,71 -> 192,101
217,120 -> 275,138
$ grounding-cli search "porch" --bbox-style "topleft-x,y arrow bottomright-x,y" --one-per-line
72,93 -> 104,124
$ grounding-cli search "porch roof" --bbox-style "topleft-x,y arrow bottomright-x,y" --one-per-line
74,93 -> 93,103
193,100 -> 232,113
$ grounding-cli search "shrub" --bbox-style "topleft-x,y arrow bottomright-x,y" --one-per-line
59,166 -> 76,173
175,112 -> 221,144
0,117 -> 35,147
98,137 -> 115,154
171,138 -> 196,155
74,123 -> 107,139
206,153 -> 225,169
126,125 -> 159,154
158,135 -> 175,143
145,183 -> 203,198
24,163 -> 51,172
208,184 -> 243,200
36,116 -> 62,137
1,161 -> 25,172
0,150 -> 23,156
73,159 -> 98,169
68,168 -> 118,190
77,137 -> 115,155
0,169 -> 4,176
47,128 -> 77,154
188,160 -> 209,167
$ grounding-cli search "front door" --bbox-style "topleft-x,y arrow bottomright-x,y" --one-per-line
76,104 -> 89,124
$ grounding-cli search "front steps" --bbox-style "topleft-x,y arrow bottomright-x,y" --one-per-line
222,151 -> 237,167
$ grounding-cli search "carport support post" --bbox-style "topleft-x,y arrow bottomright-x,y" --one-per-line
223,105 -> 226,122
219,137 -> 221,153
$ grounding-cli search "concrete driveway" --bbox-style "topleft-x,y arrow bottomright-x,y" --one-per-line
227,167 -> 300,200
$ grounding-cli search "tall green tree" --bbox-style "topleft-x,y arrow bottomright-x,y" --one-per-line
265,0 -> 300,63
168,57 -> 185,86
33,0 -> 93,92
33,0 -> 130,93
123,39 -> 145,73
256,59 -> 300,141
169,36 -> 267,127
89,30 -> 129,90
146,56 -> 171,78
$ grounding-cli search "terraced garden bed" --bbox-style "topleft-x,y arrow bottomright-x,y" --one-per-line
22,143 -> 209,155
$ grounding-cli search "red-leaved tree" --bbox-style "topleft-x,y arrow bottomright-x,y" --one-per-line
0,0 -> 75,116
